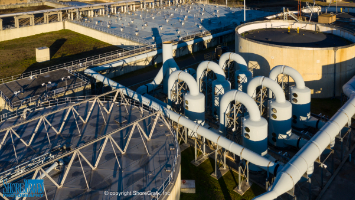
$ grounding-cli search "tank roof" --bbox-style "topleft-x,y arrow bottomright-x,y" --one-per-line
244,28 -> 353,48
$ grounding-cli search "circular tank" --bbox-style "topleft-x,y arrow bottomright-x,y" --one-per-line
184,93 -> 205,125
212,79 -> 231,119
235,70 -> 252,93
235,20 -> 355,98
242,116 -> 268,171
290,86 -> 311,128
268,100 -> 292,147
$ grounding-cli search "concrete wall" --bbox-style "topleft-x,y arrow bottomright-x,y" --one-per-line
43,2 -> 68,8
235,20 -> 355,98
165,165 -> 181,200
0,1 -> 66,8
0,21 -> 63,41
64,21 -> 142,46
0,2 -> 39,7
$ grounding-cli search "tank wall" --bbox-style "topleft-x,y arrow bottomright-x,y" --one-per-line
235,21 -> 355,98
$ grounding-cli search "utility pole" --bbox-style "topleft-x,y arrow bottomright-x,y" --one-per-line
336,0 -> 338,14
244,0 -> 246,22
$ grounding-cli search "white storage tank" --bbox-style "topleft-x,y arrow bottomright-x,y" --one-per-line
242,116 -> 268,171
184,93 -> 205,125
268,100 -> 292,147
290,86 -> 311,128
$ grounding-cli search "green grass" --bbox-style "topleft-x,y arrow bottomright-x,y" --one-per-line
0,29 -> 120,79
180,147 -> 265,200
311,98 -> 341,118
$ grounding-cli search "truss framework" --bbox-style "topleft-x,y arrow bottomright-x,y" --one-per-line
0,89 -> 177,192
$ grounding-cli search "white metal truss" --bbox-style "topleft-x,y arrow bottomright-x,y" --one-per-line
0,90 -> 129,152
0,89 -> 176,193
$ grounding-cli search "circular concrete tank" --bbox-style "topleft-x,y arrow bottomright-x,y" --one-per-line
235,20 -> 355,98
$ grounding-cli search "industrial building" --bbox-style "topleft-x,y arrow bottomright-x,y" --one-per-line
1,1 -> 355,200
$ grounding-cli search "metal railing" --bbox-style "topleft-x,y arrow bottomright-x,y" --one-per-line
0,45 -> 156,84
153,123 -> 179,200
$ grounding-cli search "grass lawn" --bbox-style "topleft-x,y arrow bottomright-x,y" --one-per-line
0,5 -> 54,15
180,147 -> 265,200
311,98 -> 342,118
0,29 -> 120,79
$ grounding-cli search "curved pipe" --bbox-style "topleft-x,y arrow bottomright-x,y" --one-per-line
196,61 -> 226,90
343,75 -> 355,98
220,90 -> 261,128
247,76 -> 286,104
218,52 -> 248,71
269,65 -> 305,89
84,68 -> 281,175
168,70 -> 199,98
254,76 -> 355,200
136,42 -> 178,94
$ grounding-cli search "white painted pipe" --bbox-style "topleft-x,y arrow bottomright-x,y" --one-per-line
219,52 -> 252,93
168,70 -> 199,97
269,65 -> 305,89
218,52 -> 248,71
196,61 -> 226,90
84,69 -> 282,175
219,90 -> 261,134
219,90 -> 268,171
343,75 -> 355,98
254,76 -> 355,200
136,42 -> 179,95
247,76 -> 285,104
269,65 -> 305,98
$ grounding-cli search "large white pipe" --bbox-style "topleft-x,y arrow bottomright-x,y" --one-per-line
343,75 -> 355,98
168,70 -> 199,97
136,42 -> 179,95
219,90 -> 261,134
84,69 -> 282,175
219,90 -> 268,171
196,61 -> 226,90
269,65 -> 313,129
269,65 -> 305,91
219,52 -> 252,93
218,52 -> 248,71
247,76 -> 286,104
254,76 -> 355,200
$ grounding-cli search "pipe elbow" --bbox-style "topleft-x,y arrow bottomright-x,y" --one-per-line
247,76 -> 285,103
270,65 -> 305,89
220,90 -> 261,122
168,70 -> 199,96
197,61 -> 226,88
219,52 -> 248,71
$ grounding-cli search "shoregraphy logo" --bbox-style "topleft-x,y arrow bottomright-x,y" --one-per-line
2,179 -> 44,198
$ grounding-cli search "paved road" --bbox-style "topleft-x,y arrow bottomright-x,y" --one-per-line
117,44 -> 235,87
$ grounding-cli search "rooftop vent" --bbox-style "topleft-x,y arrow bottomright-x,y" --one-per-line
135,31 -> 139,36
